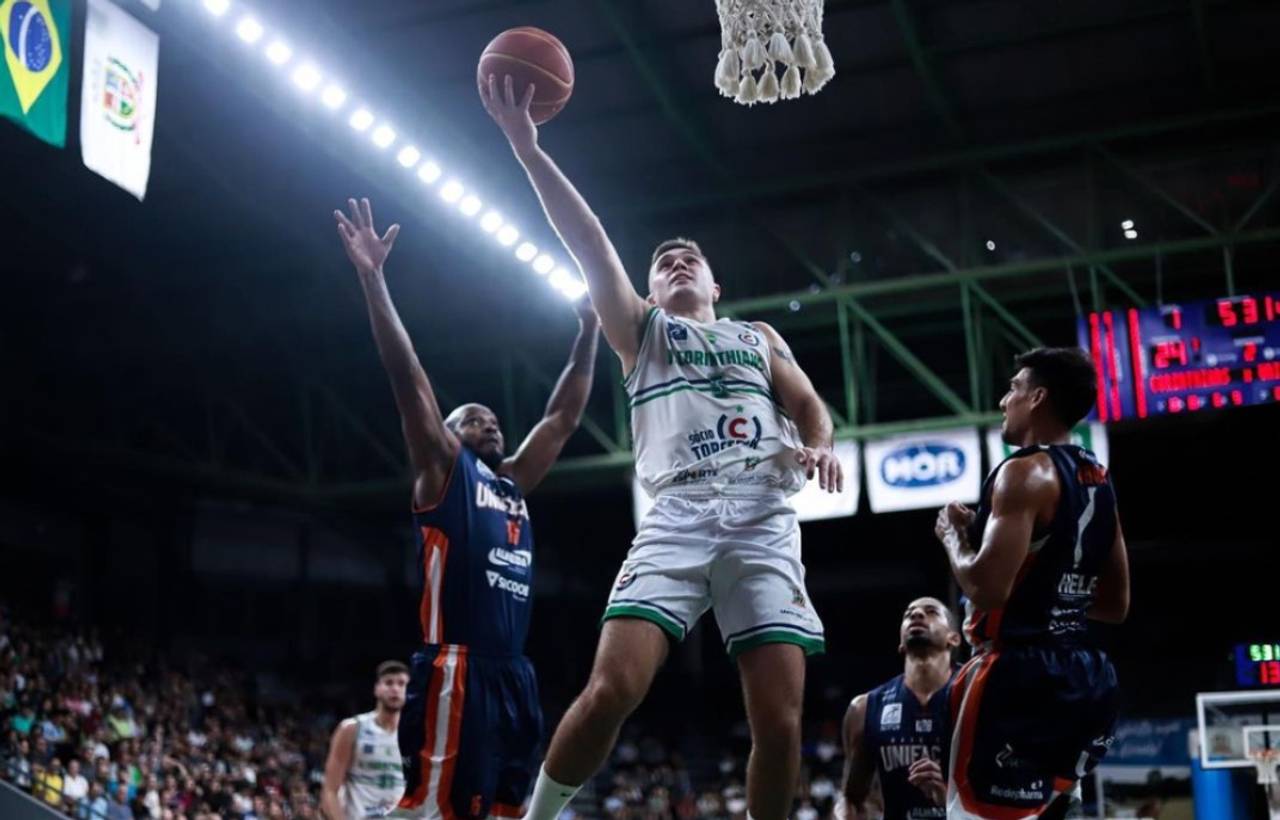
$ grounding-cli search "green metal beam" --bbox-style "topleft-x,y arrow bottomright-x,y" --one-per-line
889,0 -> 961,137
625,104 -> 1280,215
1235,167 -> 1280,231
719,228 -> 1280,315
976,169 -> 1148,306
1094,144 -> 1220,235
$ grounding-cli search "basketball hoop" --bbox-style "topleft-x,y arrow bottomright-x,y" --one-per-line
714,0 -> 835,105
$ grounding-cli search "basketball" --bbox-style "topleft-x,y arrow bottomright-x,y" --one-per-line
478,27 -> 574,125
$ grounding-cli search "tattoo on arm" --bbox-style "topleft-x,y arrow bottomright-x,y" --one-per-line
772,344 -> 796,365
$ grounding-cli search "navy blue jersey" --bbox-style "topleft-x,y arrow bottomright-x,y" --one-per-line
863,674 -> 952,819
965,444 -> 1116,649
412,448 -> 534,655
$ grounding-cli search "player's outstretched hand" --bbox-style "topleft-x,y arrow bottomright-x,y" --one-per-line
480,74 -> 538,156
907,757 -> 947,806
334,198 -> 399,277
934,501 -> 975,550
797,446 -> 843,493
573,291 -> 600,328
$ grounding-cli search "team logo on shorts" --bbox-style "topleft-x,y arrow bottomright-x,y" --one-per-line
615,570 -> 636,591
667,322 -> 688,342
738,331 -> 760,346
790,585 -> 806,607
880,703 -> 902,729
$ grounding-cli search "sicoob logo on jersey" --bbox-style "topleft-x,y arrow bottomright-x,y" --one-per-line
686,412 -> 763,459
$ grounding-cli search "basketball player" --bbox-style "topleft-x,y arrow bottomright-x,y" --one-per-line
839,597 -> 959,820
934,347 -> 1130,820
482,77 -> 843,820
333,198 -> 601,819
321,661 -> 411,819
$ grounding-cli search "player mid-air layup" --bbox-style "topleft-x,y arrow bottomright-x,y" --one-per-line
482,76 -> 843,820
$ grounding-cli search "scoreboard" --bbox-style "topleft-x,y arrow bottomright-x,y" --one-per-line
1076,292 -> 1280,421
1235,643 -> 1280,688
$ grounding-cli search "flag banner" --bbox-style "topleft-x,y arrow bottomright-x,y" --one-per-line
81,0 -> 159,200
0,0 -> 70,146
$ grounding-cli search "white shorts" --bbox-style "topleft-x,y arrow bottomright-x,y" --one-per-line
602,492 -> 825,658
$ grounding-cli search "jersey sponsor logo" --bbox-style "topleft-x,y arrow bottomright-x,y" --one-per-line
738,331 -> 760,347
878,743 -> 942,773
671,466 -> 719,484
1057,572 -> 1098,597
667,322 -> 689,341
665,348 -> 767,372
915,718 -> 933,733
879,443 -> 966,488
686,414 -> 763,459
475,481 -> 529,519
486,570 -> 530,600
880,702 -> 903,729
488,547 -> 532,571
1076,462 -> 1108,486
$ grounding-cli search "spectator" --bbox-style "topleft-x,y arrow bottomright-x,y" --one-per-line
64,758 -> 91,809
82,781 -> 110,820
35,756 -> 67,806
106,783 -> 133,820
10,703 -> 36,735
7,737 -> 33,790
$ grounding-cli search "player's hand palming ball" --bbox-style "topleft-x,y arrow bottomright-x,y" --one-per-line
477,27 -> 574,125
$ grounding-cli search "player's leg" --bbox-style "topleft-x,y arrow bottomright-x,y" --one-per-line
737,641 -> 806,820
522,618 -> 669,820
714,495 -> 825,820
489,656 -> 543,819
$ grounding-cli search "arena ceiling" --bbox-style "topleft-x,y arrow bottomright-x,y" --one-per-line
3,0 -> 1279,502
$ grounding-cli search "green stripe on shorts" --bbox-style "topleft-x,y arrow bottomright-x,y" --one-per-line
601,603 -> 686,641
726,629 -> 826,659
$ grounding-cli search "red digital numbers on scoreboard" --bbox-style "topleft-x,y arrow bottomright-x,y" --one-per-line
1152,340 -> 1189,369
1264,661 -> 1280,686
1216,296 -> 1276,328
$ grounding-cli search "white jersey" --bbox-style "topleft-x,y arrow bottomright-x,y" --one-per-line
339,711 -> 405,819
625,308 -> 805,497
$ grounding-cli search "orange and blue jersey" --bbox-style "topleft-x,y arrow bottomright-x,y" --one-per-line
963,444 -> 1117,650
398,448 -> 543,819
947,444 -> 1120,819
412,447 -> 535,655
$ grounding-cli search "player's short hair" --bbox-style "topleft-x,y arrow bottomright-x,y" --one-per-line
650,238 -> 707,269
1015,347 -> 1098,428
375,660 -> 409,680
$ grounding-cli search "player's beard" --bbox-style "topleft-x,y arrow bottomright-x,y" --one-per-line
904,631 -> 939,653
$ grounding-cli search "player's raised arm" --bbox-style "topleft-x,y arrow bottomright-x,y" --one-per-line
500,299 -> 601,493
1088,511 -> 1130,623
481,75 -> 649,369
837,695 -> 875,819
752,322 -> 843,493
935,456 -> 1055,610
335,198 -> 459,508
319,718 -> 356,820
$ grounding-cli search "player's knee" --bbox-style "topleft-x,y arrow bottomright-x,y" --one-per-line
580,671 -> 646,721
749,708 -> 802,755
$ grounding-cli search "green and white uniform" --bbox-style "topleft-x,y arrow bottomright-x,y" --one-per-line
340,711 -> 405,818
603,308 -> 825,658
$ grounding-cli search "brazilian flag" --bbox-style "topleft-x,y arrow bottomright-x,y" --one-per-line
0,0 -> 69,147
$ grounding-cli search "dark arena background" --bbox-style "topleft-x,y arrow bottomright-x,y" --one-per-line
2,1 -> 1280,818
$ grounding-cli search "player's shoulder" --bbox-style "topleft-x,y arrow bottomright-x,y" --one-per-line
993,449 -> 1058,499
333,716 -> 360,737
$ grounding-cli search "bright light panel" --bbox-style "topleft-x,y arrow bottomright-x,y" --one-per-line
516,242 -> 538,262
235,16 -> 263,43
532,255 -> 555,275
480,211 -> 504,233
348,108 -> 374,131
417,161 -> 442,185
396,146 -> 421,168
203,0 -> 230,16
371,125 -> 396,149
497,225 -> 519,246
265,40 -> 292,65
1121,220 -> 1135,230
1124,229 -> 1139,240
440,180 -> 465,203
320,84 -> 347,110
292,63 -> 321,92
459,196 -> 483,217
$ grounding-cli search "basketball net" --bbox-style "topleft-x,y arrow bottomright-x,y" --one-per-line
714,0 -> 835,104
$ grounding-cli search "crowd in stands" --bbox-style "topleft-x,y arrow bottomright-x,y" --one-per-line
0,611 -> 334,819
1,608 -> 859,820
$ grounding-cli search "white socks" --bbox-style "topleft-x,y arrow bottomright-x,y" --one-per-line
521,765 -> 581,820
